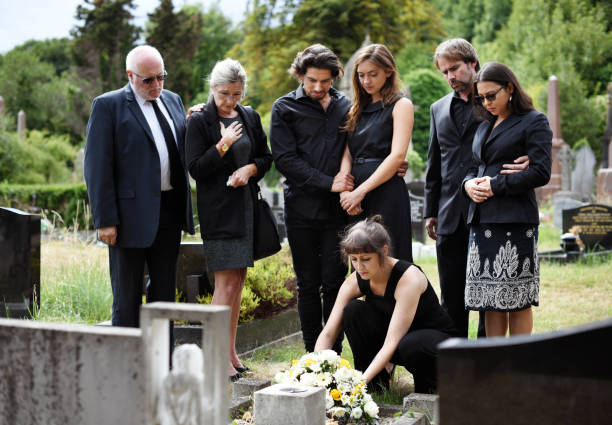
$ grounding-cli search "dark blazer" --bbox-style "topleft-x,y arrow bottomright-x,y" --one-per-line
84,84 -> 194,248
425,92 -> 478,235
463,110 -> 552,225
185,100 -> 272,240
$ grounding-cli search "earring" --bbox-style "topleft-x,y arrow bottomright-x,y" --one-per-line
509,95 -> 513,102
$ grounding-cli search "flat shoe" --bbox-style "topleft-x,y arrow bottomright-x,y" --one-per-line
229,373 -> 241,382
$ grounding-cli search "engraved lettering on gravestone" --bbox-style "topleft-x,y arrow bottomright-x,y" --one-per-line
562,204 -> 612,249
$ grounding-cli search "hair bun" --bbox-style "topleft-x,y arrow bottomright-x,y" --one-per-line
368,214 -> 384,224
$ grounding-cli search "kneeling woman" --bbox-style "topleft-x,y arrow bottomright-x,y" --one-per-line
314,216 -> 457,393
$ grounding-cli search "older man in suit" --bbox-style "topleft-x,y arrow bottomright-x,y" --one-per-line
84,45 -> 194,327
425,39 -> 528,337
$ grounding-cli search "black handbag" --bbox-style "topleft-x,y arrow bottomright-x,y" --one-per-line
253,188 -> 282,260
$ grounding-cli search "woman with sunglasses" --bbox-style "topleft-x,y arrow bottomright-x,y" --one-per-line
185,59 -> 272,381
462,62 -> 552,337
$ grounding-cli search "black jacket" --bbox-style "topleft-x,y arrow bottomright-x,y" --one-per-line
185,100 -> 272,239
463,110 -> 552,225
425,92 -> 479,235
84,84 -> 195,247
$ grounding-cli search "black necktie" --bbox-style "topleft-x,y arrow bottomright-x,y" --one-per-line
149,99 -> 185,191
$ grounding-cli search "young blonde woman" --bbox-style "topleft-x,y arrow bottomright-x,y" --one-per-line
315,216 -> 456,393
338,44 -> 414,262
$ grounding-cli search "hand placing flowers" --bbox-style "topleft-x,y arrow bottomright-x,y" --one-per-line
274,350 -> 379,424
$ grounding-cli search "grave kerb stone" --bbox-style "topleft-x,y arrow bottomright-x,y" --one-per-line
403,393 -> 439,425
140,302 -> 230,425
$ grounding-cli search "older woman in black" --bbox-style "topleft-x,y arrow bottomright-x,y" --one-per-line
185,59 -> 272,380
463,62 -> 552,337
315,216 -> 456,393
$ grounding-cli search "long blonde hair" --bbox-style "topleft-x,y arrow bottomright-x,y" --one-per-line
343,44 -> 402,133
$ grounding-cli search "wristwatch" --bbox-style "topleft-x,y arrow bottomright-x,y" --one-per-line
218,141 -> 230,152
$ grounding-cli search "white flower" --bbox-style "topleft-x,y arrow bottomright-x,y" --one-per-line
364,400 -> 379,418
331,407 -> 347,418
362,393 -> 373,404
309,361 -> 322,373
325,394 -> 334,410
318,349 -> 339,365
273,371 -> 286,383
340,394 -> 350,405
336,382 -> 350,394
351,406 -> 363,419
334,366 -> 353,382
316,372 -> 332,387
299,372 -> 317,387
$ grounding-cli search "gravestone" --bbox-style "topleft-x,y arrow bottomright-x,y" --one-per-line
552,197 -> 585,229
0,95 -> 5,117
558,144 -> 575,192
539,76 -> 564,200
571,145 -> 596,201
601,82 -> 612,169
17,109 -> 26,138
597,82 -> 612,203
562,204 -> 612,250
438,318 -> 612,425
406,181 -> 425,243
253,384 -> 325,425
0,207 -> 40,318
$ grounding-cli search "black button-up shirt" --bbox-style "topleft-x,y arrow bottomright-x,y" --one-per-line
270,85 -> 351,224
451,90 -> 474,133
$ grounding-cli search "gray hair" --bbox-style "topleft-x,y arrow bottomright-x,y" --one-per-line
208,58 -> 247,98
125,45 -> 164,72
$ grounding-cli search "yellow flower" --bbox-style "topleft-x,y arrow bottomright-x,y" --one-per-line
339,359 -> 351,369
292,359 -> 298,366
330,389 -> 342,401
305,358 -> 315,366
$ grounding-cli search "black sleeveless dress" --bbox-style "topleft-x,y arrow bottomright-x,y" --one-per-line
356,260 -> 456,335
348,99 -> 413,261
343,260 -> 456,393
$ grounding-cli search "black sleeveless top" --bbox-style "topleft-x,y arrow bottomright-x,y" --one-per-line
356,260 -> 457,335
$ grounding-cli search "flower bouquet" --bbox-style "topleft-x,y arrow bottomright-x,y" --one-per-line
274,350 -> 379,424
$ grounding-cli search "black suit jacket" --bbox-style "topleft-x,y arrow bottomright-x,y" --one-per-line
185,100 -> 272,240
84,84 -> 195,248
463,110 -> 552,225
425,92 -> 478,235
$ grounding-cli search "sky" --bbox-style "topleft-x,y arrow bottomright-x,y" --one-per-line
0,0 -> 249,54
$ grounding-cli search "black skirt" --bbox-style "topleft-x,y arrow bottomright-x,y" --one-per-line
465,223 -> 539,312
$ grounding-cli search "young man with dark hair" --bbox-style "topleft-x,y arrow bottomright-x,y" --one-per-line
270,44 -> 353,353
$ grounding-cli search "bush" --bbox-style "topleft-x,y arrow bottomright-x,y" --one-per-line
197,247 -> 296,323
404,69 -> 450,159
0,183 -> 90,229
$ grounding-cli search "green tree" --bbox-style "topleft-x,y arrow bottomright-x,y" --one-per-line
434,0 -> 511,44
189,5 -> 241,104
405,69 -> 449,158
146,0 -> 203,102
15,38 -> 73,76
71,0 -> 140,93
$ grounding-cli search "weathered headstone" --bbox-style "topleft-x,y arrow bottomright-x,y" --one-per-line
17,109 -> 26,138
406,181 -> 425,243
73,148 -> 85,183
0,207 -> 40,318
0,95 -> 5,117
558,143 -> 575,192
253,384 -> 325,425
438,318 -> 612,425
538,76 -> 564,200
571,145 -> 596,201
552,197 -> 585,229
597,82 -> 612,202
562,204 -> 612,250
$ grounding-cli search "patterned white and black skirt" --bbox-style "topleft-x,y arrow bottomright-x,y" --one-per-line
465,223 -> 539,312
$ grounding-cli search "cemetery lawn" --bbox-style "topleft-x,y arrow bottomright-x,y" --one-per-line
37,227 -> 610,404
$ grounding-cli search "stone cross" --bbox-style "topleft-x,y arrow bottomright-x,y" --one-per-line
17,110 -> 26,138
558,144 -> 575,192
0,95 -> 5,117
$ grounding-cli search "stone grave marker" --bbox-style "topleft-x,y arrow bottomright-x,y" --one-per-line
0,207 -> 40,318
254,384 -> 325,425
17,109 -> 26,138
406,181 -> 425,243
571,145 -> 596,201
562,204 -> 612,250
552,197 -> 585,229
438,318 -> 612,425
0,95 -> 5,117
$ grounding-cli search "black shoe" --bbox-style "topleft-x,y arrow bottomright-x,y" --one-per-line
234,364 -> 251,374
229,373 -> 241,382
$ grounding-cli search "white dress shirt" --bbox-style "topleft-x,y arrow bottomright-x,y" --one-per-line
130,83 -> 178,191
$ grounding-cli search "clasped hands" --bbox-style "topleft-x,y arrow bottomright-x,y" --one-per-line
464,176 -> 494,203
332,171 -> 363,215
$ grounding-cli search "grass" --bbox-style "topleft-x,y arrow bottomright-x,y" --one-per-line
34,225 -> 610,407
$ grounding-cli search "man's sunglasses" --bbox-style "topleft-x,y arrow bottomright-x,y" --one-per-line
132,70 -> 167,85
475,85 -> 505,104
